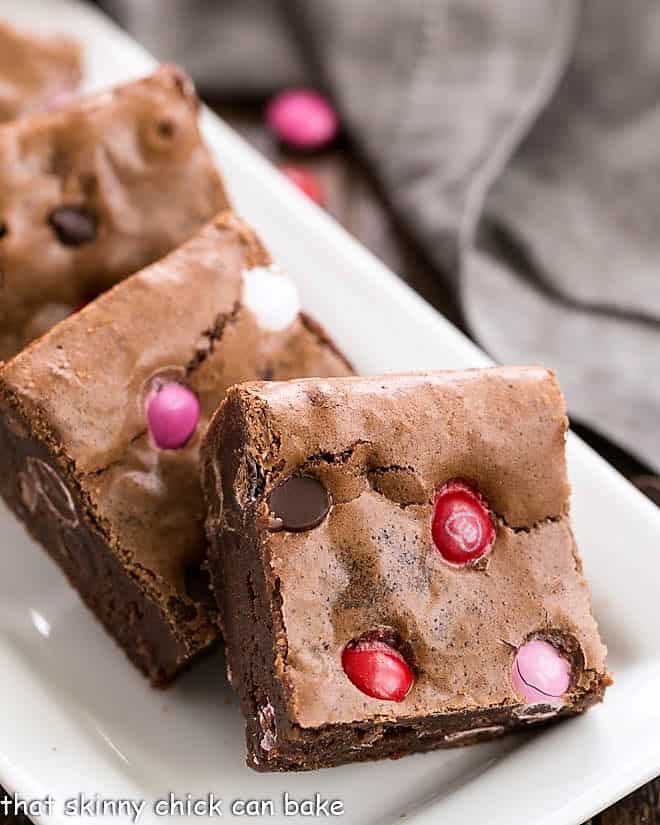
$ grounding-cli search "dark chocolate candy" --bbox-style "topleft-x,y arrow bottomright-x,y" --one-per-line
48,206 -> 98,246
268,476 -> 331,531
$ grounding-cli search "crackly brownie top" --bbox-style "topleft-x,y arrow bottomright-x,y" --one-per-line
214,370 -> 607,727
0,20 -> 81,122
0,64 -> 228,360
0,211 -> 352,639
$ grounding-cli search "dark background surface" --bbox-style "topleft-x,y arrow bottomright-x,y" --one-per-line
1,100 -> 659,825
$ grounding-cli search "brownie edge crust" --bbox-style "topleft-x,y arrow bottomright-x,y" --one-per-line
202,370 -> 611,771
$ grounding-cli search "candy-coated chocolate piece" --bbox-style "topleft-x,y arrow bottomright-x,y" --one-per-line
242,265 -> 301,332
512,639 -> 571,703
146,383 -> 200,450
431,479 -> 495,566
342,636 -> 414,702
48,205 -> 98,246
268,475 -> 331,531
266,89 -> 338,151
280,165 -> 324,205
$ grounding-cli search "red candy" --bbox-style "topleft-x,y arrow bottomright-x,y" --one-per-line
342,636 -> 414,702
280,166 -> 324,205
431,480 -> 495,566
266,89 -> 338,151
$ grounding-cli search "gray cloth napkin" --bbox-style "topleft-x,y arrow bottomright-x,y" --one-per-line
100,0 -> 659,471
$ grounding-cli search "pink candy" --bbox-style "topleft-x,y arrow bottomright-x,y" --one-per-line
266,89 -> 338,151
280,165 -> 324,205
146,383 -> 200,450
512,639 -> 571,704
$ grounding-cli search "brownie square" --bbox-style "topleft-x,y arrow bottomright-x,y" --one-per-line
0,19 -> 81,122
0,211 -> 352,684
0,65 -> 228,359
202,368 -> 610,771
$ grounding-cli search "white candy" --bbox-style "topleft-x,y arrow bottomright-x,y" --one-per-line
241,265 -> 301,332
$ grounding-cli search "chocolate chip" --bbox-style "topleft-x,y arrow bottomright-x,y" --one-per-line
184,563 -> 215,607
0,222 -> 7,239
157,119 -> 176,139
49,206 -> 98,246
268,476 -> 331,532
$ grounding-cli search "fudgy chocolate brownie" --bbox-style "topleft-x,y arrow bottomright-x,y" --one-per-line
0,20 -> 81,122
0,64 -> 228,360
0,211 -> 352,685
202,368 -> 610,771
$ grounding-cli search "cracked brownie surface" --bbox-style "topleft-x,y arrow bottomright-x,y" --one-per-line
0,20 -> 81,123
0,211 -> 352,684
0,65 -> 228,360
202,368 -> 610,770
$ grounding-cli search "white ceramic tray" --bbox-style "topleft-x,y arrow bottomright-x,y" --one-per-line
1,2 -> 659,823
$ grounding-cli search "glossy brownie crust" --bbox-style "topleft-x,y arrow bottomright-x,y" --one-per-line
0,20 -> 81,122
202,369 -> 610,770
0,65 -> 228,359
0,211 -> 352,684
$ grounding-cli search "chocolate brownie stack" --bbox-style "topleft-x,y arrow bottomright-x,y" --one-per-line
0,21 -> 609,776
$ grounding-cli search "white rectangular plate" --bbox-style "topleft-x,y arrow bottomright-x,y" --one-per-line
1,2 -> 660,823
